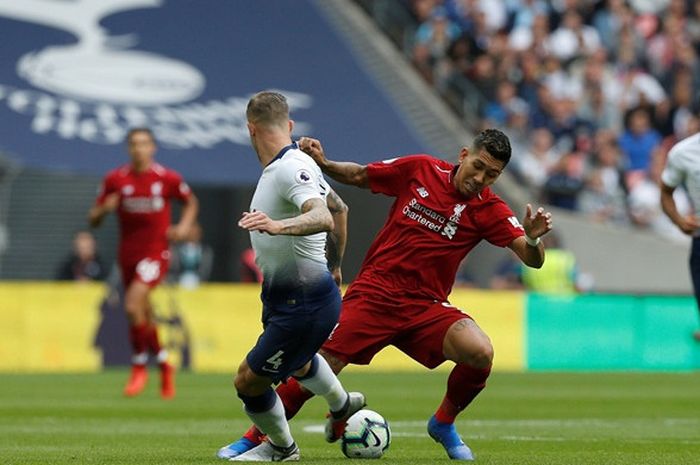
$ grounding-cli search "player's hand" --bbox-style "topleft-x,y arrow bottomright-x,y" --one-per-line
238,211 -> 283,235
330,266 -> 342,288
298,137 -> 326,166
522,204 -> 553,239
167,223 -> 190,242
677,214 -> 700,235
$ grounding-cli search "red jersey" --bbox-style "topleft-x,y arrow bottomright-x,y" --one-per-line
96,163 -> 191,263
347,154 -> 524,302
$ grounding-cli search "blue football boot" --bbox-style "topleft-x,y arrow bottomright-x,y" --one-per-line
427,415 -> 474,461
217,437 -> 258,459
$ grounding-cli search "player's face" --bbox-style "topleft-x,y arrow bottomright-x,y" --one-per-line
127,131 -> 156,168
453,147 -> 504,197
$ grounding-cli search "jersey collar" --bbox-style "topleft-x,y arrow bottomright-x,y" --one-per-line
266,141 -> 298,167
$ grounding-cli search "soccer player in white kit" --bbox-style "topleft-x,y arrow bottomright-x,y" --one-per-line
221,91 -> 365,462
661,131 -> 700,342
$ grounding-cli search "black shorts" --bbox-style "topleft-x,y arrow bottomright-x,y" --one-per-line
246,275 -> 341,383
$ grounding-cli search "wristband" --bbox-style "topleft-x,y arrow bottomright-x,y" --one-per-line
525,235 -> 540,247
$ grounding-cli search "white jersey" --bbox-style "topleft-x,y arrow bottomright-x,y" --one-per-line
249,142 -> 331,298
661,132 -> 700,216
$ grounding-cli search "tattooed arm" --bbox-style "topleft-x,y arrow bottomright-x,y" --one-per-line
325,188 -> 348,286
238,198 -> 333,236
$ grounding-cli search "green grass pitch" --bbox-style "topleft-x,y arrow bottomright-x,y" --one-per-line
1,371 -> 698,464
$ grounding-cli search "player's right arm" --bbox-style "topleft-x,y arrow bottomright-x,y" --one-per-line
660,183 -> 699,235
660,149 -> 700,235
299,137 -> 369,188
238,198 -> 333,236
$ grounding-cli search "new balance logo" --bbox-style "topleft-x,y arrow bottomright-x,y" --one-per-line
417,187 -> 429,198
507,216 -> 524,230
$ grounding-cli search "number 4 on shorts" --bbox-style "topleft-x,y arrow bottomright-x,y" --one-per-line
266,350 -> 284,371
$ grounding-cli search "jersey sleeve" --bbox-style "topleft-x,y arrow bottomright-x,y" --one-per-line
367,155 -> 427,197
165,170 -> 192,201
478,198 -> 525,247
276,157 -> 325,209
95,173 -> 118,205
661,148 -> 685,188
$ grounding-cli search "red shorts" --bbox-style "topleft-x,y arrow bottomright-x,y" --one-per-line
321,287 -> 472,369
120,251 -> 170,288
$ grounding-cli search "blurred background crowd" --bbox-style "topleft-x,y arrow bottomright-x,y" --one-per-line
358,0 -> 699,243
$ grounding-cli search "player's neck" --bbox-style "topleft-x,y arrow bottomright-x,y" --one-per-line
256,135 -> 294,166
131,160 -> 152,173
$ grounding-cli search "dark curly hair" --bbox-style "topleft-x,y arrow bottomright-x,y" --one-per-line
472,129 -> 511,166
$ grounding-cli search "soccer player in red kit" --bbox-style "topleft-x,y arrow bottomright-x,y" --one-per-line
218,129 -> 553,460
89,127 -> 199,399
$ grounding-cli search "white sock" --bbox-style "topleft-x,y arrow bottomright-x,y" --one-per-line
156,349 -> 169,364
296,355 -> 348,412
245,393 -> 294,448
132,352 -> 147,365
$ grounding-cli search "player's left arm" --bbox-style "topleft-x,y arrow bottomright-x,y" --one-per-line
325,187 -> 348,286
168,193 -> 199,241
509,204 -> 553,269
166,176 -> 199,241
238,198 -> 333,236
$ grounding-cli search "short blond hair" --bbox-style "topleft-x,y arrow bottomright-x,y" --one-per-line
246,91 -> 289,127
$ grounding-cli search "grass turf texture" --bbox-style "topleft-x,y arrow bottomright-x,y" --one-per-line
0,371 -> 698,464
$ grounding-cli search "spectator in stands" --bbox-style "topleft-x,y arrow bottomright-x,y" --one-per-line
660,68 -> 699,140
239,247 -> 262,283
619,106 -> 663,177
512,127 -> 560,195
169,223 -> 212,289
483,80 -> 527,126
542,150 -> 585,210
489,251 -> 525,290
413,6 -> 461,86
592,0 -> 631,51
56,230 -> 107,281
546,8 -> 602,61
628,146 -> 690,242
520,232 -> 578,294
579,138 -> 629,225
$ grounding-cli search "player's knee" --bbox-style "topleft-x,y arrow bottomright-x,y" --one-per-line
123,299 -> 140,321
233,373 -> 247,394
469,341 -> 494,369
319,349 -> 346,374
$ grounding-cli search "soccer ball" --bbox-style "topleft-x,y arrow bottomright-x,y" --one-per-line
340,409 -> 391,459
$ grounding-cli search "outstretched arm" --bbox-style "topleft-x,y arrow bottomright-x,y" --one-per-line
325,188 -> 348,286
509,204 -> 553,269
299,137 -> 369,188
661,183 -> 700,235
238,198 -> 333,236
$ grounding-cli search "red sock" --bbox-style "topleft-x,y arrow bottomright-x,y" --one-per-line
242,424 -> 265,442
145,324 -> 162,354
128,323 -> 149,357
434,363 -> 492,424
277,377 -> 315,420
